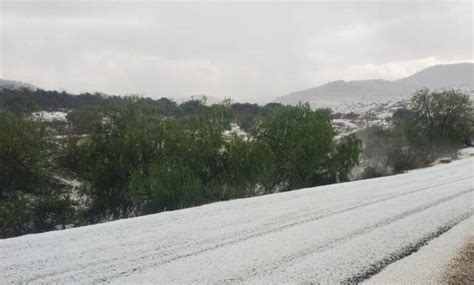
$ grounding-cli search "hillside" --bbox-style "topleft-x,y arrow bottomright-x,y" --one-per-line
276,63 -> 474,108
0,79 -> 38,91
397,63 -> 474,90
1,156 -> 472,283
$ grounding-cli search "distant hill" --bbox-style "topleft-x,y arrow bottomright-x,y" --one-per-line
397,63 -> 474,89
0,78 -> 38,91
276,63 -> 474,108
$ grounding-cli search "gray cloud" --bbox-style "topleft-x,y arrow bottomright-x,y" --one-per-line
1,1 -> 472,103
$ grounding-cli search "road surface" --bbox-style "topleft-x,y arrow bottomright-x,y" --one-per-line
1,157 -> 473,283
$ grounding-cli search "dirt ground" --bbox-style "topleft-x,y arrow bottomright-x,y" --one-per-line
439,236 -> 474,284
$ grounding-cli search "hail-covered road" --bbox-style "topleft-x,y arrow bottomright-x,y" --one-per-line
1,157 -> 473,284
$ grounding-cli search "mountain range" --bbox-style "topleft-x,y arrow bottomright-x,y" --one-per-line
275,63 -> 474,108
1,63 -> 472,107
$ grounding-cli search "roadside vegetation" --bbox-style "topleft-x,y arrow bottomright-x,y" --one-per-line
0,89 -> 361,237
0,112 -> 76,237
357,89 -> 472,178
0,87 -> 471,238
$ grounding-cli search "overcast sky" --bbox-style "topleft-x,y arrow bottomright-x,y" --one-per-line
1,1 -> 472,103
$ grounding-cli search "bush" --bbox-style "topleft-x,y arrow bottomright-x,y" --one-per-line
33,197 -> 76,232
79,99 -> 235,219
0,111 -> 76,238
0,89 -> 367,236
409,89 -> 472,150
252,104 -> 361,191
360,167 -> 384,179
358,89 -> 472,177
0,112 -> 50,193
79,102 -> 362,221
66,107 -> 104,135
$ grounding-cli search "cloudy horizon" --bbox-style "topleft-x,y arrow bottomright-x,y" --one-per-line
1,1 -> 472,103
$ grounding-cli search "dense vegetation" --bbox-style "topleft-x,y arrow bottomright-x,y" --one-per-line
1,87 -> 471,238
76,101 -> 361,221
0,88 -> 278,132
0,112 -> 75,238
357,89 -> 472,178
0,89 -> 362,237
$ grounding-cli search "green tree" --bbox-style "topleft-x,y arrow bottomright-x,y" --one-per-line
80,100 -> 163,220
0,89 -> 38,115
330,134 -> 362,182
358,89 -> 472,176
0,112 -> 49,194
410,89 -> 472,149
253,104 -> 361,192
66,107 -> 104,135
222,137 -> 267,198
80,99 -> 234,219
80,100 -> 362,223
189,101 -> 233,200
0,111 -> 75,238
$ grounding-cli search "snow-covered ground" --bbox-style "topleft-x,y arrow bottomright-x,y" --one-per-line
223,123 -> 249,141
31,111 -> 68,122
329,87 -> 473,137
330,97 -> 409,136
365,215 -> 473,284
1,157 -> 473,283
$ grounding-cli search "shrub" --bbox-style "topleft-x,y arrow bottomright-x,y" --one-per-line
409,89 -> 472,150
358,89 -> 472,176
0,111 -> 76,238
252,104 -> 361,191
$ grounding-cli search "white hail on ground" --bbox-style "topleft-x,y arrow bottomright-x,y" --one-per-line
1,156 -> 473,283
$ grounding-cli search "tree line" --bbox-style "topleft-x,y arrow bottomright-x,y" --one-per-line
1,94 -> 361,238
0,88 -> 281,132
1,88 -> 471,238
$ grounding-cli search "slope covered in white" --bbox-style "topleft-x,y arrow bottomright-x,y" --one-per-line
1,157 -> 473,284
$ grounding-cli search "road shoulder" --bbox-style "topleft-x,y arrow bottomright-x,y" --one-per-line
365,215 -> 473,284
